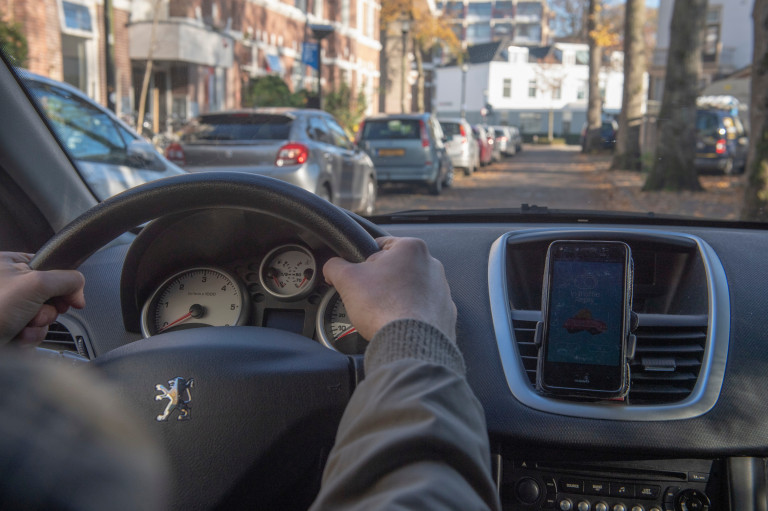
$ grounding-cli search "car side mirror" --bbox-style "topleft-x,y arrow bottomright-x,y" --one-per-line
127,140 -> 164,169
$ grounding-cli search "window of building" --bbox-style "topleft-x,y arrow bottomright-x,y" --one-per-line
552,85 -> 561,99
516,1 -> 542,18
493,0 -> 514,18
577,82 -> 586,100
445,1 -> 465,19
342,0 -> 350,26
493,23 -> 514,39
62,1 -> 92,32
314,0 -> 324,18
502,78 -> 511,98
467,23 -> 491,40
519,112 -> 542,133
367,3 -> 375,37
468,2 -> 492,17
703,6 -> 721,63
528,79 -> 537,98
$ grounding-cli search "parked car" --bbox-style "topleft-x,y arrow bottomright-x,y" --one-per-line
472,124 -> 494,166
440,118 -> 480,176
580,119 -> 618,152
483,125 -> 503,162
21,71 -> 186,200
357,113 -> 453,195
490,125 -> 519,156
695,101 -> 748,175
165,108 -> 377,215
508,125 -> 523,153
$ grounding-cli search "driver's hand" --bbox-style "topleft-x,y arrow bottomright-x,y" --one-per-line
0,252 -> 85,346
323,237 -> 457,342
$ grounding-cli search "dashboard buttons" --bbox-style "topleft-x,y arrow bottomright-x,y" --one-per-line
613,504 -> 627,511
559,499 -> 574,511
595,503 -> 609,511
586,480 -> 610,496
674,489 -> 710,511
637,485 -> 661,499
687,472 -> 709,483
560,478 -> 584,493
516,477 -> 541,505
611,483 -> 635,498
631,506 -> 645,511
577,500 -> 590,511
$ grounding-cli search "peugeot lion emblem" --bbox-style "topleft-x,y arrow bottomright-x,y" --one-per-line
155,377 -> 195,422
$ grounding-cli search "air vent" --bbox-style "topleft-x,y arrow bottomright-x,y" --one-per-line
511,313 -> 707,405
42,320 -> 90,359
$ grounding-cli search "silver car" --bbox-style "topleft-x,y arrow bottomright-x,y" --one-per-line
167,108 -> 377,215
440,118 -> 480,176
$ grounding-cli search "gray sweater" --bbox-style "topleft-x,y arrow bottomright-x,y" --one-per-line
310,319 -> 501,510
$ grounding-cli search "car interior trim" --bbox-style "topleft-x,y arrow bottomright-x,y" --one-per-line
488,228 -> 730,421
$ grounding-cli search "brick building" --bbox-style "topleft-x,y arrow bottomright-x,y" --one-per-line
129,0 -> 381,130
3,0 -> 133,110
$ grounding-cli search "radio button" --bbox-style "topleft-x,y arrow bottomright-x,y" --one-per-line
610,483 -> 635,498
559,498 -> 574,510
613,504 -> 627,511
637,485 -> 661,499
675,489 -> 710,511
631,506 -> 645,511
516,477 -> 541,504
560,478 -> 584,493
688,472 -> 710,483
577,501 -> 590,511
586,480 -> 610,496
595,502 -> 609,511
663,487 -> 680,503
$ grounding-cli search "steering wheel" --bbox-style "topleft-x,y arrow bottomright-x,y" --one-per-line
29,172 -> 385,510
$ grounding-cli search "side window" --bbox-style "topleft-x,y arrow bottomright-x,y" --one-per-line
307,116 -> 332,145
326,118 -> 353,150
28,82 -> 129,163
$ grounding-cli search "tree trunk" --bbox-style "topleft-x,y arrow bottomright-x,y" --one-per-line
741,1 -> 768,221
643,0 -> 706,191
585,0 -> 603,152
611,0 -> 645,171
413,39 -> 425,112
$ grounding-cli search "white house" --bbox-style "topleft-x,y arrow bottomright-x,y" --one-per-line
434,41 -> 633,137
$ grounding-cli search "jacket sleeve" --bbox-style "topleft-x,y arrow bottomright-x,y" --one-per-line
309,319 -> 501,511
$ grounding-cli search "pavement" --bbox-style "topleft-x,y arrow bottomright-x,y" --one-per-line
374,145 -> 744,221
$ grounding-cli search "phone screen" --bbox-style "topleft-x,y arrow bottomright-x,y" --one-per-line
539,241 -> 630,396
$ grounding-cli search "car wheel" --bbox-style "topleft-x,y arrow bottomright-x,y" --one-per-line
443,166 -> 454,188
360,175 -> 377,216
428,173 -> 442,195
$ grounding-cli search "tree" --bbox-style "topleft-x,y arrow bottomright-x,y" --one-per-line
643,0 -> 707,192
381,0 -> 460,112
741,1 -> 768,221
242,75 -> 308,108
323,81 -> 368,135
0,14 -> 28,67
583,0 -> 604,152
533,54 -> 567,142
611,0 -> 646,171
549,0 -> 588,41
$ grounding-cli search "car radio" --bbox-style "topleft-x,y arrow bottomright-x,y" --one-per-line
497,457 -> 720,511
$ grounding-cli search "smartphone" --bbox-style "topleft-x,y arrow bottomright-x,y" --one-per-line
536,240 -> 633,399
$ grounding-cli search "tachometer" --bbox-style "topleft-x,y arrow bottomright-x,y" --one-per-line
141,267 -> 249,337
259,244 -> 317,299
316,288 -> 368,355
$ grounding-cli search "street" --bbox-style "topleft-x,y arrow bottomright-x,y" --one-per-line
375,145 -> 613,214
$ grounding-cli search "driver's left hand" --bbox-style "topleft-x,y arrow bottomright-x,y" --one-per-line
0,252 -> 85,346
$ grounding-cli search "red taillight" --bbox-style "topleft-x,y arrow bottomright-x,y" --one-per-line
500,136 -> 507,142
275,143 -> 309,166
419,120 -> 430,148
165,142 -> 186,164
715,139 -> 727,155
459,124 -> 467,144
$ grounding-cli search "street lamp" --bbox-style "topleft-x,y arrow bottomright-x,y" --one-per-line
460,63 -> 469,120
309,24 -> 334,109
400,18 -> 411,113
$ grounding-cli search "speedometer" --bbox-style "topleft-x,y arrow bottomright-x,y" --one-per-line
141,267 -> 249,337
316,288 -> 368,355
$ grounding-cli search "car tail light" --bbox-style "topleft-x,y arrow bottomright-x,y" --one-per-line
165,142 -> 186,164
459,124 -> 467,144
499,136 -> 507,143
715,139 -> 727,155
275,143 -> 309,166
419,120 -> 430,148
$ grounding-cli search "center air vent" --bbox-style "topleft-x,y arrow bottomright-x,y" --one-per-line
41,318 -> 91,359
511,312 -> 707,405
490,229 -> 730,421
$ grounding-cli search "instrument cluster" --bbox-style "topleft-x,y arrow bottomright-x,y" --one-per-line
139,242 -> 367,355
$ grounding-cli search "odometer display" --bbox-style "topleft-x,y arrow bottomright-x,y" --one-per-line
141,267 -> 248,337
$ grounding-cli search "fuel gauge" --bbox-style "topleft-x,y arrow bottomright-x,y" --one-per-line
259,244 -> 317,299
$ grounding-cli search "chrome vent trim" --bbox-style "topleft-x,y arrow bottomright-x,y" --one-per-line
489,228 -> 730,421
41,315 -> 92,359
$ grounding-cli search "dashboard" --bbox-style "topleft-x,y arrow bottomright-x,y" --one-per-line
46,210 -> 768,511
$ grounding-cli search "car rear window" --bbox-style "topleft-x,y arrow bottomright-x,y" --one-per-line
181,114 -> 293,142
440,122 -> 462,138
696,111 -> 719,135
361,119 -> 421,140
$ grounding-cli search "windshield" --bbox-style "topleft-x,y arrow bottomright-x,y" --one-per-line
0,0 -> 760,223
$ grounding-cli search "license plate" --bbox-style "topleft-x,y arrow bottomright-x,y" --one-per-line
378,148 -> 405,157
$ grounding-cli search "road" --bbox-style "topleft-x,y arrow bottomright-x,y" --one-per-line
374,145 -> 613,215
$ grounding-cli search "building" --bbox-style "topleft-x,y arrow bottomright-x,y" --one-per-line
436,0 -> 550,47
129,0 -> 382,130
650,0 -> 753,103
434,41 -> 631,136
4,0 -> 134,110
